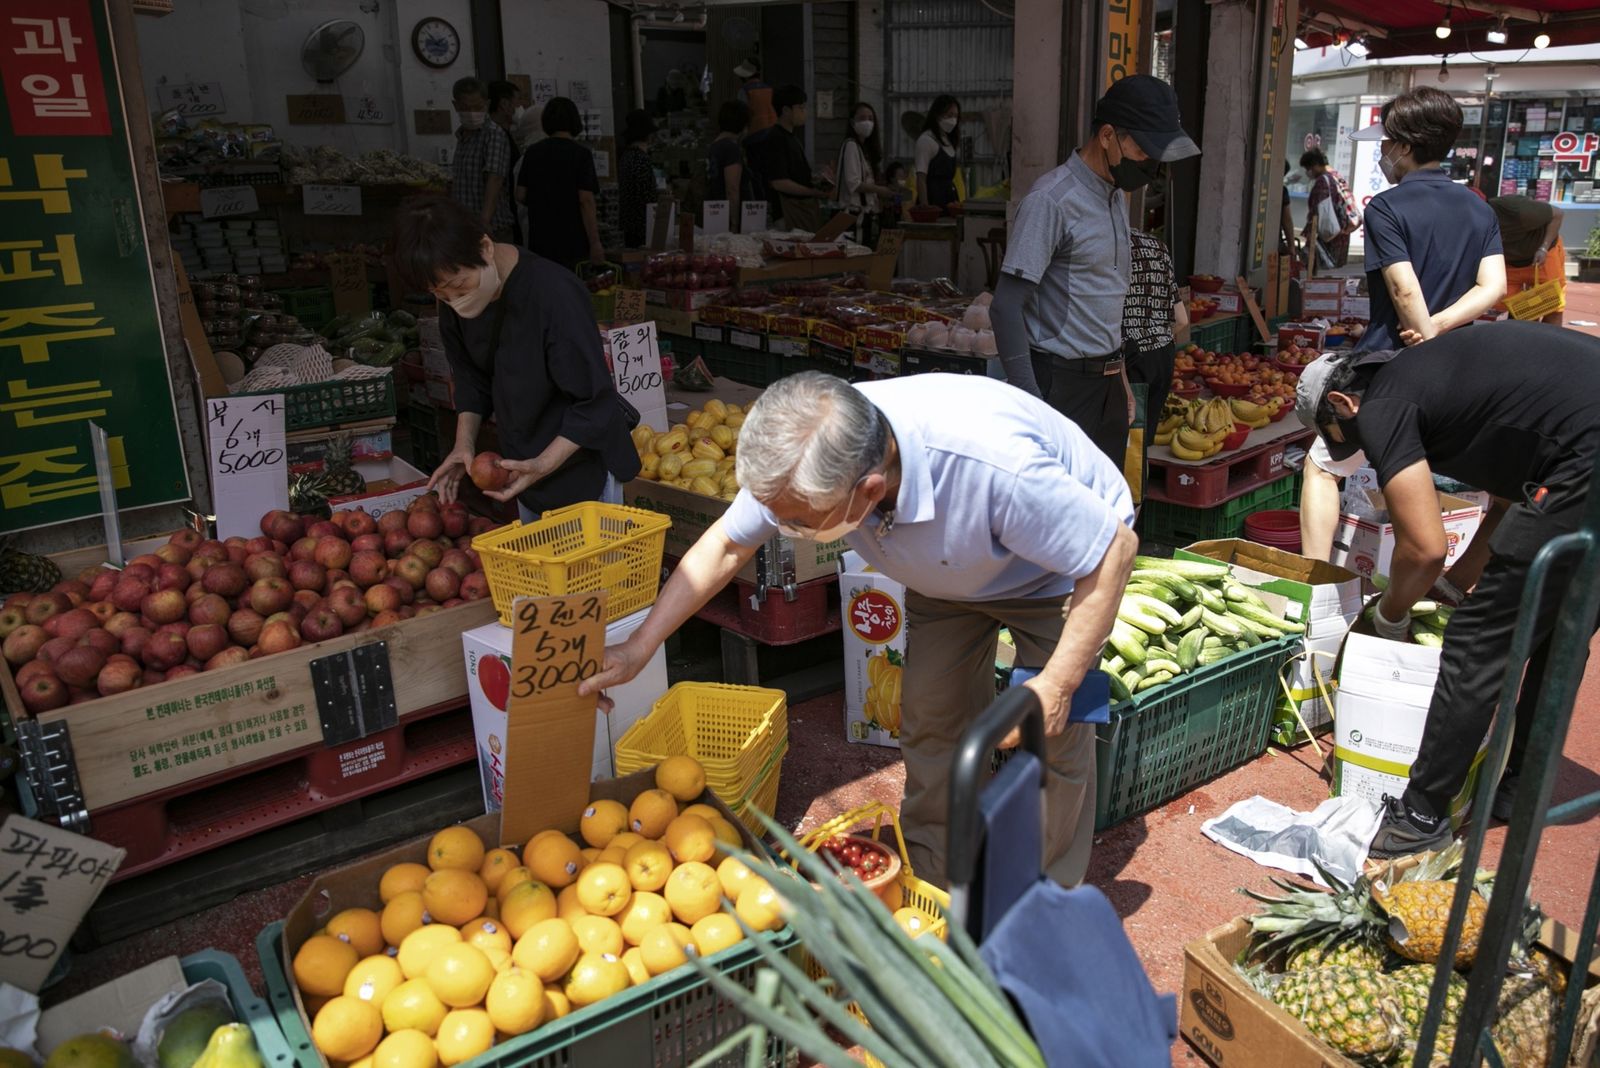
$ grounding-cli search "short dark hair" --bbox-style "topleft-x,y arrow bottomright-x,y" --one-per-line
773,85 -> 807,113
1300,148 -> 1328,170
718,99 -> 751,134
452,76 -> 485,101
923,95 -> 960,145
1381,86 -> 1462,164
542,96 -> 583,137
487,80 -> 518,111
391,194 -> 489,294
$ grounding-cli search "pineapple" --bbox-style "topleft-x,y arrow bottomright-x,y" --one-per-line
0,538 -> 61,594
1388,963 -> 1466,1059
1239,865 -> 1385,972
288,471 -> 333,519
1271,966 -> 1407,1060
1286,939 -> 1385,973
319,433 -> 367,497
1491,971 -> 1557,1068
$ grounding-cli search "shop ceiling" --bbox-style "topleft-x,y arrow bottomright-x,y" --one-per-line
1300,0 -> 1600,59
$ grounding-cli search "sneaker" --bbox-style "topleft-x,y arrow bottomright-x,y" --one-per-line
1368,795 -> 1454,859
1491,772 -> 1520,822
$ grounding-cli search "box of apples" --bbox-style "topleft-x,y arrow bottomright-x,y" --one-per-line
0,496 -> 503,811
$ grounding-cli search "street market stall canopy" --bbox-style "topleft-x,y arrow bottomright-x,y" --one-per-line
1300,0 -> 1600,59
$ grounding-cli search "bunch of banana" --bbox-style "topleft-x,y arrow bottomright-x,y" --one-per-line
1228,396 -> 1281,430
1152,411 -> 1185,447
1163,397 -> 1238,460
1186,396 -> 1236,435
632,397 -> 748,501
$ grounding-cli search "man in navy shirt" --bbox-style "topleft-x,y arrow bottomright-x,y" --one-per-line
1300,87 -> 1505,561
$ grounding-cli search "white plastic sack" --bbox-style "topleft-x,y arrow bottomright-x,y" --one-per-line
1200,794 -> 1380,887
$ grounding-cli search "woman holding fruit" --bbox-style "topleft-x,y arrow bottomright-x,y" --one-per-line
394,195 -> 640,521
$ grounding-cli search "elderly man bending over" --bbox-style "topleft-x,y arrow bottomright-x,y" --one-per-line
582,372 -> 1136,886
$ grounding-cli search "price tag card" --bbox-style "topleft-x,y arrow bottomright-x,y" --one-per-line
303,183 -> 362,216
286,93 -> 346,124
199,185 -> 259,218
608,322 -> 668,431
207,394 -> 289,539
570,80 -> 591,105
157,81 -> 225,116
0,815 -> 124,993
500,593 -> 607,845
741,200 -> 768,234
329,253 -> 371,315
613,287 -> 646,322
703,199 -> 730,236
530,77 -> 559,105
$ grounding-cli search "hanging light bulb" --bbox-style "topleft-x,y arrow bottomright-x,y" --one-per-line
1533,31 -> 1551,48
1294,36 -> 1309,50
1347,37 -> 1370,57
1486,16 -> 1508,44
1438,57 -> 1451,81
1436,12 -> 1452,39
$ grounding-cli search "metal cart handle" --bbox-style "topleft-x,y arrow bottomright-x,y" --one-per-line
946,684 -> 1047,894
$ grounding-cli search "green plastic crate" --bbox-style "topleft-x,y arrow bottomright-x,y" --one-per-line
256,920 -> 796,1068
182,948 -> 299,1068
234,375 -> 396,432
700,340 -> 778,387
1139,475 -> 1296,545
1189,316 -> 1242,354
1094,635 -> 1295,829
274,286 -> 335,328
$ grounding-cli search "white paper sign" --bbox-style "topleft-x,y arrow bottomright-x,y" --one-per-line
207,394 -> 290,539
592,148 -> 611,179
352,95 -> 390,124
157,81 -> 225,116
607,323 -> 668,432
741,200 -> 768,234
704,199 -> 730,236
200,185 -> 260,218
570,80 -> 591,105
645,202 -> 678,242
303,183 -> 362,216
531,77 -> 558,105
583,109 -> 603,138
0,816 -> 123,993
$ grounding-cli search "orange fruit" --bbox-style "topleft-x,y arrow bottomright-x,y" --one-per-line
893,907 -> 935,939
311,995 -> 383,1061
575,863 -> 632,917
564,953 -> 629,1007
422,869 -> 488,926
617,891 -> 672,946
380,862 -> 431,903
717,856 -> 757,900
380,978 -> 447,1036
621,947 -> 651,986
477,847 -> 519,893
344,954 -> 404,1005
880,879 -> 904,911
579,800 -> 630,848
433,1009 -> 495,1067
425,943 -> 495,1008
569,914 -> 624,957
526,834 -> 583,889
580,847 -> 601,864
597,844 -> 629,867
556,883 -> 587,921
381,891 -> 427,947
628,789 -> 679,838
691,914 -> 744,956
664,861 -> 721,925
499,879 -> 557,939
294,934 -> 360,998
326,907 -> 385,958
735,880 -> 785,933
485,966 -> 545,1035
655,755 -> 706,802
663,815 -> 716,864
624,840 -> 673,892
524,828 -> 566,855
460,917 -> 512,955
638,925 -> 689,976
609,831 -> 645,851
664,922 -> 693,947
397,923 -> 462,980
681,803 -> 720,822
497,865 -> 535,902
542,988 -> 573,1020
708,817 -> 742,852
513,917 -> 580,981
371,1029 -> 437,1068
428,825 -> 486,872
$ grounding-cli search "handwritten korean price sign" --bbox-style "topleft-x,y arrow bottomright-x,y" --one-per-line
0,0 -> 190,533
303,183 -> 362,216
208,394 -> 289,538
607,322 -> 667,431
200,184 -> 260,218
0,815 -> 124,992
499,592 -> 608,843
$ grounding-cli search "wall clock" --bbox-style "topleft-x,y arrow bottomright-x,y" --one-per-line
412,18 -> 460,69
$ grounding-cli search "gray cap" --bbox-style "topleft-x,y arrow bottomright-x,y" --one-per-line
1293,352 -> 1348,432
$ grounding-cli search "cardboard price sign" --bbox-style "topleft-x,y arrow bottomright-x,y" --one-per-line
329,253 -> 371,315
0,815 -> 124,992
613,287 -> 646,323
286,93 -> 346,124
704,199 -> 730,236
208,394 -> 289,539
199,185 -> 259,219
741,200 -> 768,234
303,183 -> 362,216
500,593 -> 608,844
608,322 -> 668,431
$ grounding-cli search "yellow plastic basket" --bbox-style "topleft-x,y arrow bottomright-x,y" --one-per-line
614,682 -> 788,791
728,741 -> 786,835
1504,265 -> 1566,321
471,502 -> 670,625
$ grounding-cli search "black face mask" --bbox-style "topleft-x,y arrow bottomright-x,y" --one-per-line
1326,414 -> 1365,461
1111,153 -> 1162,192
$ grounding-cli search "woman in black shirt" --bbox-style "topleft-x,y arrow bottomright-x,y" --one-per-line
516,97 -> 605,270
707,100 -> 756,226
394,195 -> 639,519
618,110 -> 657,248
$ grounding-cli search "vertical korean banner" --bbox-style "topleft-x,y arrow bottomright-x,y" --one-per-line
0,0 -> 189,534
1248,2 -> 1289,270
1104,0 -> 1143,88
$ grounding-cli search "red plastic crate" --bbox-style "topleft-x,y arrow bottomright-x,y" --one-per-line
694,576 -> 840,646
1147,428 -> 1312,507
88,705 -> 476,879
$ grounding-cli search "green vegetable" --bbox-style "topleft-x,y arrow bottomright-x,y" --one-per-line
1177,630 -> 1205,671
1106,671 -> 1133,703
1130,569 -> 1199,602
1136,670 -> 1175,692
1228,601 -> 1306,635
1200,608 -> 1244,639
1177,604 -> 1204,631
1194,585 -> 1230,613
1145,657 -> 1183,677
1410,624 -> 1444,647
1133,555 -> 1230,581
1123,592 -> 1183,627
1126,582 -> 1179,605
1107,621 -> 1148,666
1117,602 -> 1168,636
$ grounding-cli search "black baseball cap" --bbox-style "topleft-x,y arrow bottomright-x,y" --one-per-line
1093,75 -> 1200,163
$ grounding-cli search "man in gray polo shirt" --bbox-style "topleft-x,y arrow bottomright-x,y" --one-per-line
993,76 -> 1199,464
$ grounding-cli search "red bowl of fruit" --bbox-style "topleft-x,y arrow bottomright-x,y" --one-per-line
1188,274 -> 1225,293
1220,425 -> 1251,451
1276,353 -> 1314,374
816,834 -> 902,903
1170,378 -> 1202,399
908,206 -> 944,223
1205,379 -> 1252,397
1267,400 -> 1291,422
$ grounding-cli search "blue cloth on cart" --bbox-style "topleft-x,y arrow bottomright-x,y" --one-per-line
1005,667 -> 1112,724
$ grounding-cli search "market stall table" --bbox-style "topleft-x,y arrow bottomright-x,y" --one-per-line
897,217 -> 964,282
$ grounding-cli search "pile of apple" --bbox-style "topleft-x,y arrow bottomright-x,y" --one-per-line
1,495 -> 503,715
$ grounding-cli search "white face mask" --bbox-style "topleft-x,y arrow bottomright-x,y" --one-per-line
444,254 -> 501,319
1378,145 -> 1402,184
458,110 -> 486,129
853,119 -> 875,140
511,105 -> 526,125
939,115 -> 958,134
777,485 -> 873,542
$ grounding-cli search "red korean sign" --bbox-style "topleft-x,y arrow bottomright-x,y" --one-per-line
0,0 -> 111,136
1551,131 -> 1599,171
848,589 -> 903,644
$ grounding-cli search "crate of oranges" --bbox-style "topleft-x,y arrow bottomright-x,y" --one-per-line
258,758 -> 799,1068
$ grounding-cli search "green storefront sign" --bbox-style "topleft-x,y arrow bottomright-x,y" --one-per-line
0,0 -> 188,533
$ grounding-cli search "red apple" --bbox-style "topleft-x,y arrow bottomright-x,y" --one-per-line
352,533 -> 383,554
441,507 -> 469,539
364,584 -> 401,617
43,608 -> 97,642
88,570 -> 118,602
443,598 -> 465,608
415,605 -> 442,617
55,646 -> 106,689
120,626 -> 152,661
290,536 -> 321,562
163,664 -> 197,680
79,628 -> 118,658
187,624 -> 229,662
326,569 -> 350,587
460,572 -> 490,601
111,577 -> 151,613
36,636 -> 78,665
407,539 -> 444,569
97,657 -> 143,695
122,562 -> 156,584
468,518 -> 498,537
383,529 -> 414,557
24,591 -> 71,625
227,608 -> 265,646
20,672 -> 67,713
156,562 -> 190,591
327,586 -> 367,627
382,576 -> 416,605
301,608 -> 343,642
313,536 -> 353,571
186,556 -> 213,582
155,542 -> 192,566
407,510 -> 444,540
377,510 -> 409,535
129,553 -> 162,571
370,609 -> 403,628
196,539 -> 229,561
399,605 -> 417,620
245,552 -> 287,581
395,556 -> 430,590
261,510 -> 304,543
244,536 -> 274,556
424,568 -> 461,601
248,577 -> 294,615
292,589 -> 321,612
16,659 -> 54,687
156,620 -> 191,639
143,630 -> 189,669
257,620 -> 301,655
141,589 -> 188,625
169,528 -> 203,551
103,611 -> 139,638
203,562 -> 249,597
83,600 -> 116,625
307,520 -> 341,539
344,510 -> 377,537
204,647 -> 250,671
288,560 -> 327,592
470,452 -> 509,491
3,624 -> 47,665
411,492 -> 440,512
143,669 -> 167,686
189,593 -> 232,627
349,551 -> 387,587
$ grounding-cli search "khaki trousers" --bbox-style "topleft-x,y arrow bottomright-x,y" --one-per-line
900,590 -> 1097,890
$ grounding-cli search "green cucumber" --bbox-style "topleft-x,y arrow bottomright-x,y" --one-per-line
1107,621 -> 1149,666
1130,569 -> 1200,603
1118,604 -> 1168,636
1200,608 -> 1244,639
1123,592 -> 1183,626
1135,670 -> 1175,692
1408,599 -> 1441,618
1195,586 -> 1229,613
1121,668 -> 1145,693
1107,670 -> 1133,703
1103,655 -> 1127,675
1228,612 -> 1283,641
1419,608 -> 1453,631
1177,604 -> 1204,631
1228,601 -> 1307,635
1198,647 -> 1235,666
1224,582 -> 1270,610
1177,629 -> 1205,671
1126,582 -> 1179,605
1410,624 -> 1444,648
1145,657 -> 1184,676
1133,555 -> 1231,581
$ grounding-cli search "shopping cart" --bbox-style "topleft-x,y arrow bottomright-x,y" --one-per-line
946,684 -> 1177,1067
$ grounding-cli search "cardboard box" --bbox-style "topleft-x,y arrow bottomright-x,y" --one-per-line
1302,278 -> 1344,299
839,551 -> 905,749
37,957 -> 186,1054
1302,295 -> 1343,316
329,456 -> 430,517
1340,294 -> 1370,320
1277,322 -> 1327,353
1330,491 -> 1483,582
461,610 -> 666,807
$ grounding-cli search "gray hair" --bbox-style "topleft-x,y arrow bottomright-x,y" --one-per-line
452,77 -> 486,100
736,373 -> 886,507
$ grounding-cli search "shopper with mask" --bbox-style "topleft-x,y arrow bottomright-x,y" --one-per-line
516,97 -> 606,271
1298,87 -> 1505,561
914,95 -> 963,210
838,102 -> 899,245
992,75 -> 1199,465
579,371 -> 1136,888
450,77 -> 516,242
394,194 -> 640,519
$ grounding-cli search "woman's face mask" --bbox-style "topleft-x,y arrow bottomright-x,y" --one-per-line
434,241 -> 500,319
939,115 -> 958,134
853,119 -> 875,140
